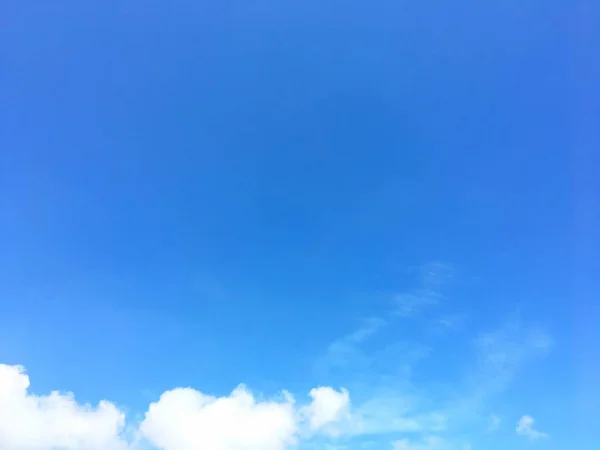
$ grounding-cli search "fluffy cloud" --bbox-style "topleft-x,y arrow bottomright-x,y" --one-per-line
0,364 -> 350,450
139,385 -> 298,450
301,387 -> 350,435
0,364 -> 127,450
516,415 -> 548,440
140,385 -> 352,449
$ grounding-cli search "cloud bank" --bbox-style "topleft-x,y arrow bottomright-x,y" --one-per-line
0,364 -> 350,450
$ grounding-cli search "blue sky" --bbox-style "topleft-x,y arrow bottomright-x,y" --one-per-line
0,1 -> 599,449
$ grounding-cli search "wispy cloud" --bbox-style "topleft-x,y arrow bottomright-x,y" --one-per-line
393,436 -> 446,450
475,320 -> 552,384
393,262 -> 454,318
392,436 -> 469,450
487,414 -> 501,432
314,263 -> 552,449
430,314 -> 468,335
312,263 -> 465,441
349,409 -> 446,437
345,317 -> 387,344
516,415 -> 548,440
314,317 -> 387,378
393,291 -> 441,317
442,319 -> 552,425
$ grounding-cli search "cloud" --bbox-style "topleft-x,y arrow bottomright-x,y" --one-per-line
476,322 -> 552,374
469,320 -> 552,403
392,436 -> 447,450
393,291 -> 440,317
516,415 -> 548,440
0,262 -> 552,450
313,261 -> 552,449
0,364 -> 127,450
301,387 -> 350,436
393,262 -> 454,317
314,317 -> 386,378
314,319 -> 441,438
487,414 -> 501,431
139,385 -> 298,450
0,363 -> 351,450
419,262 -> 454,286
431,314 -> 467,334
345,318 -> 387,344
317,261 -> 455,379
392,437 -> 471,450
356,411 -> 446,437
439,319 -> 552,427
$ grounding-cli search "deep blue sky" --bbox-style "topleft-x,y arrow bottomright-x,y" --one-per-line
1,1 -> 599,450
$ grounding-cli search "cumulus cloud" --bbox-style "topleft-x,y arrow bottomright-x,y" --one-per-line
0,364 -> 351,450
301,387 -> 350,435
516,415 -> 548,440
0,364 -> 127,450
139,385 -> 298,450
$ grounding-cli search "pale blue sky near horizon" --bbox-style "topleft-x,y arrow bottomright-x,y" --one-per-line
1,1 -> 599,449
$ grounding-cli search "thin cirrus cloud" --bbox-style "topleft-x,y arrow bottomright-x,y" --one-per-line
311,276 -> 552,446
432,314 -> 468,334
392,436 -> 471,450
439,319 -> 552,427
314,317 -> 387,377
393,436 -> 446,450
487,414 -> 501,431
393,262 -> 453,318
316,262 -> 455,380
0,364 -> 350,450
313,316 -> 445,438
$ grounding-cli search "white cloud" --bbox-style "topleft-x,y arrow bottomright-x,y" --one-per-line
0,364 -> 127,450
0,363 -> 351,450
516,415 -> 548,440
301,387 -> 350,436
140,385 -> 351,450
139,385 -> 298,450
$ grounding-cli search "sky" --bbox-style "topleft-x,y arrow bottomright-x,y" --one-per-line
0,1 -> 599,449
